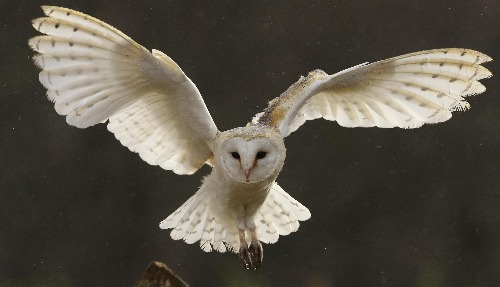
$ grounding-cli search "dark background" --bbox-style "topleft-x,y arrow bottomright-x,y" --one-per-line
1,0 -> 499,286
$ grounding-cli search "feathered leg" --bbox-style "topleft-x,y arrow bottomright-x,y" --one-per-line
238,229 -> 251,270
248,228 -> 263,269
238,217 -> 264,270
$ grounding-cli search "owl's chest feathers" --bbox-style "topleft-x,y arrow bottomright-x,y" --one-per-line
203,167 -> 276,220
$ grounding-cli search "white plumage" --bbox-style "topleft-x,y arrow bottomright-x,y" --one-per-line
30,6 -> 216,174
253,50 -> 491,137
161,181 -> 310,253
29,6 -> 492,270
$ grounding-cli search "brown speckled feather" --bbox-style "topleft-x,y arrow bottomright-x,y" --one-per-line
253,48 -> 492,137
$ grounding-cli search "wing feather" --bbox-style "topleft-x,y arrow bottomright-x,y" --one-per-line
252,49 -> 492,137
254,182 -> 310,244
30,6 -> 217,175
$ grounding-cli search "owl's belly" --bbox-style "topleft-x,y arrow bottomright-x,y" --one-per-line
205,173 -> 274,228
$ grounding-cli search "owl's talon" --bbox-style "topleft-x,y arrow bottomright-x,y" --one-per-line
239,245 -> 251,270
249,240 -> 263,269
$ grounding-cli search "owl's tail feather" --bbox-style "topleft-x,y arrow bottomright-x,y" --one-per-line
159,190 -> 239,253
253,182 -> 311,244
159,182 -> 310,253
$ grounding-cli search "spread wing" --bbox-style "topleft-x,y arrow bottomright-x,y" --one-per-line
252,49 -> 492,137
29,6 -> 217,175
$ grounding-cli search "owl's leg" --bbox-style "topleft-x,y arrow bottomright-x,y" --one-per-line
238,229 -> 252,270
248,228 -> 263,269
237,220 -> 263,270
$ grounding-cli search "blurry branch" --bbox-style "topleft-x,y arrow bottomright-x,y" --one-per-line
133,261 -> 189,287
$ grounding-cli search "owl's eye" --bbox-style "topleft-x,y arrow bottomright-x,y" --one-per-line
256,151 -> 267,159
231,152 -> 240,159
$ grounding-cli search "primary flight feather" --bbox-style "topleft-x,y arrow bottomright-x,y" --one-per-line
29,6 -> 492,270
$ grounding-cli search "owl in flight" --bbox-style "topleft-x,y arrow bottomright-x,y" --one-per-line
29,6 -> 492,270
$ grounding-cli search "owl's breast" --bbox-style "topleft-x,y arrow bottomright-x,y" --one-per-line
202,169 -> 275,223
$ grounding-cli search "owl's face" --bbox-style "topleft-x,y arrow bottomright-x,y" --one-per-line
215,126 -> 286,184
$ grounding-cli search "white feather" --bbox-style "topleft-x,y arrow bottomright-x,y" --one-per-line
253,49 -> 492,137
255,182 -> 311,244
30,7 -> 493,268
160,182 -> 310,253
29,6 -> 217,175
160,189 -> 233,252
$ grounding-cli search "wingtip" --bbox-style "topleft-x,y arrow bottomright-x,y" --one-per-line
302,209 -> 312,221
472,49 -> 493,64
40,5 -> 56,16
483,54 -> 494,63
30,17 -> 46,32
27,36 -> 40,51
159,220 -> 169,229
462,48 -> 493,64
31,54 -> 44,68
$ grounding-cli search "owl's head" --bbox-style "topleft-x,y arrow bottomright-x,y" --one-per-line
215,126 -> 286,184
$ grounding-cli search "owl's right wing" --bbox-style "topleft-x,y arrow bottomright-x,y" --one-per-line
29,6 -> 217,175
252,49 -> 492,138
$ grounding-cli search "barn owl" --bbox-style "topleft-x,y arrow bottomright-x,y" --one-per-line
29,6 -> 492,270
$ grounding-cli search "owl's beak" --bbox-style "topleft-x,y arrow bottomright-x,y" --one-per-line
241,159 -> 256,183
244,169 -> 251,182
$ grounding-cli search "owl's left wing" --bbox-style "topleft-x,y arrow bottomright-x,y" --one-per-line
252,49 -> 492,137
29,6 -> 217,175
